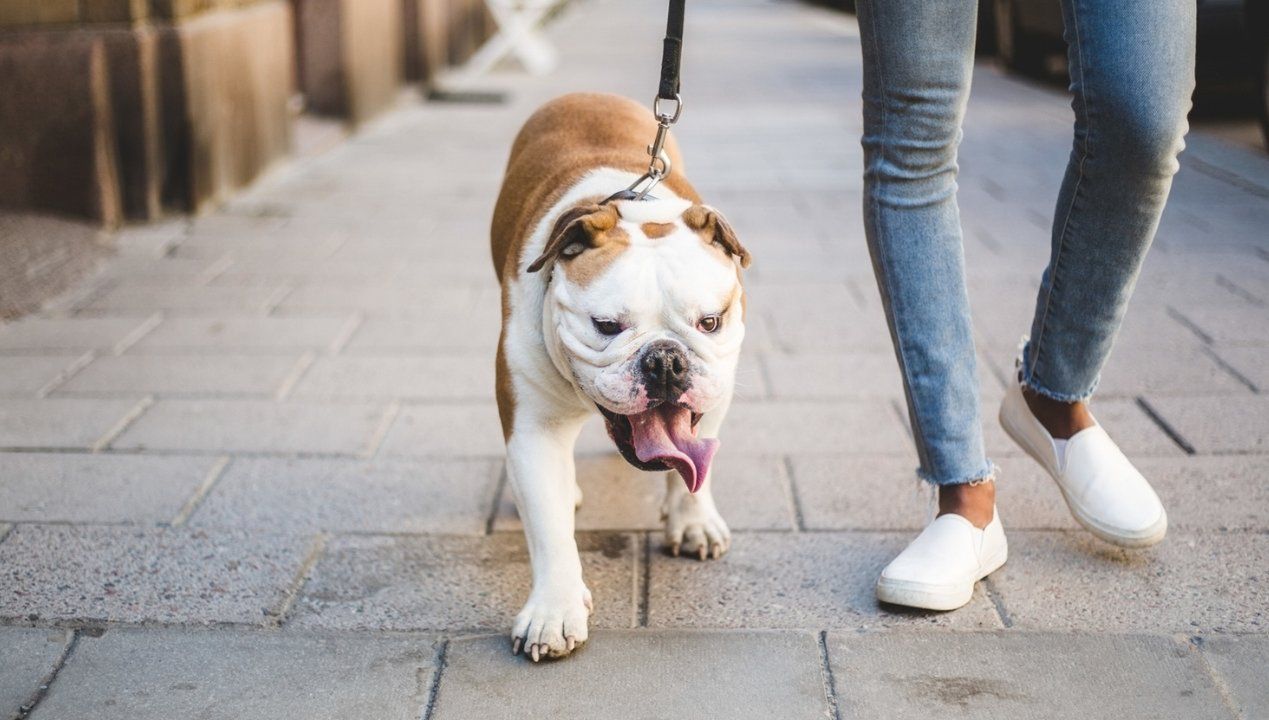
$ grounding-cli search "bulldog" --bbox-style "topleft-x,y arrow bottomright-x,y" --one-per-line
491,92 -> 751,661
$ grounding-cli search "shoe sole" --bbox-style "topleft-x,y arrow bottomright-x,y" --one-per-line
875,549 -> 1008,612
999,402 -> 1167,549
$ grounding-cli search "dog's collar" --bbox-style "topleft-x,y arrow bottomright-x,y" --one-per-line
600,188 -> 659,205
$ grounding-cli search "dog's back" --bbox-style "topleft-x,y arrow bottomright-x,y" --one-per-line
490,93 -> 699,283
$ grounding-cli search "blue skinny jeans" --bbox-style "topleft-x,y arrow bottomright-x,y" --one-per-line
856,0 -> 1195,485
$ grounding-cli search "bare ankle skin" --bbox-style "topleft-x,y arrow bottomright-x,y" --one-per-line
1021,386 -> 1097,440
938,481 -> 995,529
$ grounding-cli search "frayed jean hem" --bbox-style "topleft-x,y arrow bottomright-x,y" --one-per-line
916,460 -> 997,487
1020,338 -> 1100,403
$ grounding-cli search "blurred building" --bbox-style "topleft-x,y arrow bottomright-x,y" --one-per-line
0,0 -> 496,228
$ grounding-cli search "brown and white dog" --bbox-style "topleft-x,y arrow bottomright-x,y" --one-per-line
491,92 -> 751,660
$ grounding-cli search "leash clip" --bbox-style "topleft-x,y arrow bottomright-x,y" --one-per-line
621,93 -> 683,201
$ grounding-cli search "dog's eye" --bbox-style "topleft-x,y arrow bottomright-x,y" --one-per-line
696,314 -> 721,333
592,318 -> 624,336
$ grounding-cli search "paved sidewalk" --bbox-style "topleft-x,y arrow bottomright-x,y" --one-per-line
3,0 -> 1268,717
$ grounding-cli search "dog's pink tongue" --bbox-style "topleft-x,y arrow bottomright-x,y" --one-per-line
629,405 -> 718,493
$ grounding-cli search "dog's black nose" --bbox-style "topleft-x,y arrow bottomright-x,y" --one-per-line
640,341 -> 690,399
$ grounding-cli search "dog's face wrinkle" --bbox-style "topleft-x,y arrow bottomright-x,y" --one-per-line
545,216 -> 745,417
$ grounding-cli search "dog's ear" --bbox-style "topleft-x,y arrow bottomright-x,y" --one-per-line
683,205 -> 751,268
526,203 -> 619,273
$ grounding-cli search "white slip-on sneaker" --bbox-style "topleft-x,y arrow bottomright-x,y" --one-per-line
999,375 -> 1167,548
876,506 -> 1007,611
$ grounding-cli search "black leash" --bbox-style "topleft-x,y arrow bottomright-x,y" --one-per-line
603,0 -> 687,204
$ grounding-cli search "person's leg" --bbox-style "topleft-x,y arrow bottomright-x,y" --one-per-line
1022,0 -> 1196,406
856,0 -> 994,524
858,0 -> 1008,612
1001,0 -> 1194,548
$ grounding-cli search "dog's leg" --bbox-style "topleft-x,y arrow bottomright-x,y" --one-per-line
662,396 -> 733,561
505,410 -> 592,661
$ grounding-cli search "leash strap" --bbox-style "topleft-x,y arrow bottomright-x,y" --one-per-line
659,0 -> 686,101
605,0 -> 687,204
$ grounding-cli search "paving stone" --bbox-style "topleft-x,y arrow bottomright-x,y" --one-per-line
646,531 -> 1002,630
78,286 -> 287,315
29,628 -> 437,720
0,317 -> 152,353
791,455 -> 1076,531
0,355 -> 83,395
379,402 -> 505,458
989,531 -> 1269,634
0,627 -> 71,720
762,303 -> 895,351
291,356 -> 493,400
493,452 -> 794,532
827,632 -> 1230,720
1133,455 -> 1269,531
0,453 -> 219,524
433,631 -> 828,720
723,400 -> 913,455
1174,305 -> 1269,346
274,283 -> 475,316
1096,346 -> 1251,398
54,354 -> 301,397
1199,635 -> 1269,718
0,525 -> 312,624
763,350 -> 1005,402
111,400 -> 389,455
192,457 -> 500,534
1145,396 -> 1269,454
343,315 -> 500,353
292,533 -> 637,631
0,398 -> 141,449
128,316 -> 354,352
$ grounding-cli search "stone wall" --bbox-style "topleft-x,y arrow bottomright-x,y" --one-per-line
0,0 -> 498,226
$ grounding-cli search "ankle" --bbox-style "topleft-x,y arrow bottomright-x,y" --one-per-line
938,480 -> 995,529
1021,386 -> 1096,440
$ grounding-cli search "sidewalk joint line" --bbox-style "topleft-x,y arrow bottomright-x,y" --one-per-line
817,630 -> 842,720
361,401 -> 402,459
782,455 -> 806,532
1164,306 -> 1214,345
16,628 -> 79,720
1200,345 -> 1259,394
269,533 -> 328,628
198,254 -> 236,285
169,456 -> 232,527
327,312 -> 366,354
111,312 -> 165,355
639,532 -> 651,628
1183,635 -> 1246,720
262,285 -> 295,316
1135,396 -> 1197,456
483,465 -> 508,535
421,639 -> 450,720
1214,274 -> 1265,307
91,395 -> 155,453
983,576 -> 1014,628
36,350 -> 96,398
274,351 -> 317,401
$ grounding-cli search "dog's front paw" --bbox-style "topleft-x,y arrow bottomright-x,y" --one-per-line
511,583 -> 593,662
664,493 -> 731,561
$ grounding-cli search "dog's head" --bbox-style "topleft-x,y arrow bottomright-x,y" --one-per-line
527,196 -> 750,493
